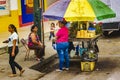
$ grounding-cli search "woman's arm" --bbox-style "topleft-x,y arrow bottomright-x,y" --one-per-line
3,40 -> 9,43
31,33 -> 39,45
11,39 -> 16,56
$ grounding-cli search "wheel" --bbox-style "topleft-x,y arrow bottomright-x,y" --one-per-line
103,31 -> 109,36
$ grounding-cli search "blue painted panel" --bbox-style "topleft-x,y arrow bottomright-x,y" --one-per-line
21,0 -> 33,24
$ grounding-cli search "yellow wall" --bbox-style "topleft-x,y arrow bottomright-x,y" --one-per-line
18,0 -> 22,15
0,0 -> 20,33
0,10 -> 19,33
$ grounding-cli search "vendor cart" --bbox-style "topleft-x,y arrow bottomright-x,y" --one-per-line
70,34 -> 101,71
69,21 -> 102,71
43,0 -> 115,72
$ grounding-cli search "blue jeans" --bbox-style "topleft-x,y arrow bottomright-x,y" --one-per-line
56,42 -> 69,70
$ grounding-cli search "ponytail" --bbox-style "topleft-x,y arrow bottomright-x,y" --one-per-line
9,24 -> 20,44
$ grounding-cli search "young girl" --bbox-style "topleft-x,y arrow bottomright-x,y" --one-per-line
3,24 -> 25,77
49,23 -> 55,40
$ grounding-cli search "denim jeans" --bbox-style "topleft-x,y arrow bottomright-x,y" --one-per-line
56,42 -> 69,70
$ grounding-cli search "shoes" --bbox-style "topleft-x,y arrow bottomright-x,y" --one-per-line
56,68 -> 69,72
8,74 -> 17,77
63,68 -> 69,71
56,69 -> 62,72
20,69 -> 25,76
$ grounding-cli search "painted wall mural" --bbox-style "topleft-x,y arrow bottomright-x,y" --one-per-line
21,0 -> 33,24
26,0 -> 33,14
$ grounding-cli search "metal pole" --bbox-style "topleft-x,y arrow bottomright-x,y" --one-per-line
33,0 -> 42,41
33,0 -> 45,56
41,0 -> 45,56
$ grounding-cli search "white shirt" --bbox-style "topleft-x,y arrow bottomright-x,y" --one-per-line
8,32 -> 18,47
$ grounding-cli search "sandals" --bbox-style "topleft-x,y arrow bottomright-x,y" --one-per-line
8,69 -> 25,77
8,74 -> 17,77
35,58 -> 40,61
20,69 -> 25,76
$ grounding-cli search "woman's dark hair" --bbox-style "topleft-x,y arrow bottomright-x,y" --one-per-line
59,19 -> 67,25
31,25 -> 37,32
9,24 -> 19,44
51,23 -> 55,26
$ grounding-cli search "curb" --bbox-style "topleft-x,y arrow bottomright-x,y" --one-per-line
0,42 -> 24,55
29,53 -> 57,79
30,53 -> 57,70
0,46 -> 8,55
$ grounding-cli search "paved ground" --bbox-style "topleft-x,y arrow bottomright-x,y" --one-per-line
0,21 -> 58,80
37,31 -> 120,80
0,39 -> 57,80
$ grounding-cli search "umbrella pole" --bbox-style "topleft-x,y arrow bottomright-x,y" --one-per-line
78,21 -> 79,31
86,21 -> 89,30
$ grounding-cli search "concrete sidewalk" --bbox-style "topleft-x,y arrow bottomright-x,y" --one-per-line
0,23 -> 57,80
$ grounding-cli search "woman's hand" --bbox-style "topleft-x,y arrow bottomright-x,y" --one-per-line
3,40 -> 9,43
38,42 -> 43,47
11,52 -> 15,57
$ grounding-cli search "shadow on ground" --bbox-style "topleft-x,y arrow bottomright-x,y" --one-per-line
29,57 -> 120,80
96,57 -> 120,71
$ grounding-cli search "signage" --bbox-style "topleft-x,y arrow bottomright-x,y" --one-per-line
0,0 -> 10,16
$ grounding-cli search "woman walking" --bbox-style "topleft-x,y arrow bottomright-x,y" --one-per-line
3,24 -> 25,77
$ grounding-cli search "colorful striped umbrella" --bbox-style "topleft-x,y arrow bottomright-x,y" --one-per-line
43,0 -> 116,21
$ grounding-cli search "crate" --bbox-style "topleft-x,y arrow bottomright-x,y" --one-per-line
81,61 -> 95,71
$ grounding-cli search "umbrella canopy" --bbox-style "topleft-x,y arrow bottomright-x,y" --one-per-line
43,0 -> 116,21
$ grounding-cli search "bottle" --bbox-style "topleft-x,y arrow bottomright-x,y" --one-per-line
80,24 -> 84,38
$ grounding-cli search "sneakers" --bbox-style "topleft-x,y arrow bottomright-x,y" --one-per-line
56,68 -> 69,72
20,69 -> 25,76
56,69 -> 63,72
8,74 -> 17,77
63,68 -> 69,71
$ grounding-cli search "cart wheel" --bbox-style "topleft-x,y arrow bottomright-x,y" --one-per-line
103,31 -> 109,37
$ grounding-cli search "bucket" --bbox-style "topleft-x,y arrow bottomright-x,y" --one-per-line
81,61 -> 95,71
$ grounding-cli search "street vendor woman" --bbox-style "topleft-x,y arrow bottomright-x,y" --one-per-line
55,19 -> 69,71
